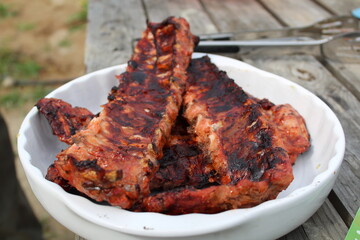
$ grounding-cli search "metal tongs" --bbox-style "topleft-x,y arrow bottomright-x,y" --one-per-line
196,15 -> 360,63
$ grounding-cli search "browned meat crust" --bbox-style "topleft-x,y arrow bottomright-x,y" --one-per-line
183,56 -> 302,185
53,17 -> 197,209
46,164 -> 79,194
140,177 -> 285,214
41,104 -> 210,198
150,134 -> 214,192
36,98 -> 95,144
137,56 -> 309,214
268,104 -> 311,164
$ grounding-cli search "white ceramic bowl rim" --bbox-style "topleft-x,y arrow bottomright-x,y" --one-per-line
17,53 -> 345,238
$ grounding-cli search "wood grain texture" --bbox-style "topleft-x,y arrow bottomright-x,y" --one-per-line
314,0 -> 360,15
257,0 -> 360,224
143,0 -> 239,60
301,199 -> 347,239
143,0 -> 217,34
279,199 -> 347,240
278,227 -> 308,240
325,61 -> 360,102
259,0 -> 331,27
85,0 -> 146,72
314,0 -> 360,104
201,0 -> 282,31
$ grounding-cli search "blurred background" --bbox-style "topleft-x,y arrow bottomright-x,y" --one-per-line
0,0 -> 88,239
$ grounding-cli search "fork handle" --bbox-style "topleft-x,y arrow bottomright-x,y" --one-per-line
195,45 -> 240,53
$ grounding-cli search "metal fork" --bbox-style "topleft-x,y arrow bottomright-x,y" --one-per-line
196,16 -> 360,62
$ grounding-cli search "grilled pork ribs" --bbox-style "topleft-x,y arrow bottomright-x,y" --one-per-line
44,17 -> 197,209
37,17 -> 310,214
138,56 -> 310,214
184,56 -> 310,185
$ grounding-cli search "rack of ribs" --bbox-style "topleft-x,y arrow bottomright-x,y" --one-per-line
40,100 -> 212,200
37,17 -> 310,214
183,56 -> 310,183
137,56 -> 310,214
47,17 -> 197,209
38,56 -> 310,214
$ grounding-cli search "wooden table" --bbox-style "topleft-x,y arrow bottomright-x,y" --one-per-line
84,0 -> 360,239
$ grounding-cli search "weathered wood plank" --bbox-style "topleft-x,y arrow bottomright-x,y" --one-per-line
259,0 -> 332,27
278,227 -> 308,240
201,0 -> 282,31
143,0 -> 217,35
143,0 -> 238,59
314,0 -> 360,15
260,0 -> 360,224
313,1 -> 360,103
85,0 -> 146,72
279,199 -> 347,240
301,199 -> 347,239
324,61 -> 360,102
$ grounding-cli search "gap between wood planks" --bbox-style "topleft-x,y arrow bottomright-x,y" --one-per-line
198,0 -> 224,32
312,0 -> 338,15
255,0 -> 287,27
329,190 -> 354,227
321,59 -> 360,103
256,0 -> 359,102
254,0 -> 358,229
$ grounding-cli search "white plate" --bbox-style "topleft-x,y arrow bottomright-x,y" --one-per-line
17,53 -> 345,240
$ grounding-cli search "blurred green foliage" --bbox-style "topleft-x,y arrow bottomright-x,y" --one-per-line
58,38 -> 71,47
0,48 -> 41,80
0,3 -> 18,18
0,86 -> 52,108
68,0 -> 88,31
0,48 -> 44,108
16,22 -> 36,31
